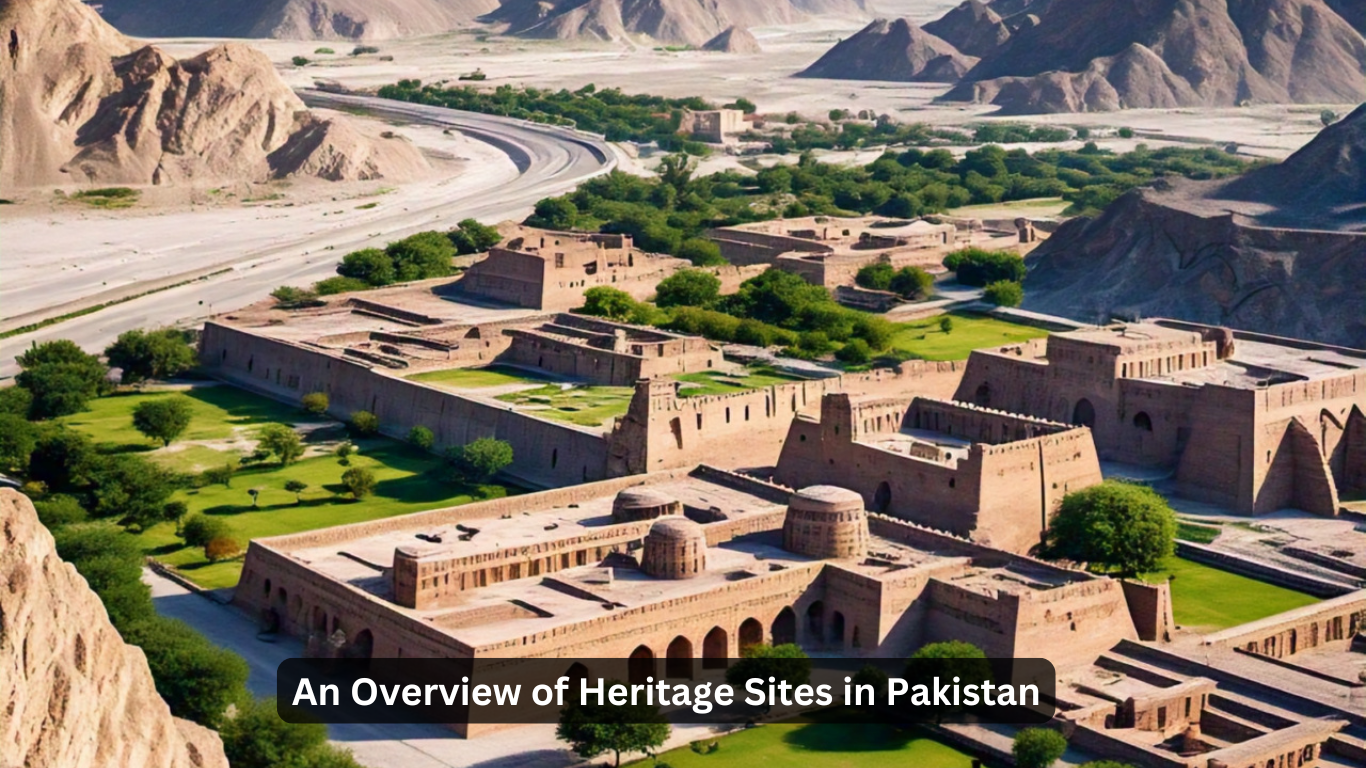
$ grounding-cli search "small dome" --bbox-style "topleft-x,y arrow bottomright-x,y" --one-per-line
784,485 -> 869,559
395,545 -> 423,559
612,488 -> 682,524
793,485 -> 864,509
647,516 -> 705,540
641,517 -> 707,579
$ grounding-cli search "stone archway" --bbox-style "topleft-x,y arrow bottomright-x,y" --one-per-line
1133,411 -> 1153,431
628,645 -> 655,685
873,481 -> 892,513
703,627 -> 728,669
1072,398 -> 1096,428
738,618 -> 763,653
666,636 -> 693,679
830,611 -> 846,648
349,629 -> 374,659
565,662 -> 589,686
806,602 -> 825,643
771,607 -> 797,646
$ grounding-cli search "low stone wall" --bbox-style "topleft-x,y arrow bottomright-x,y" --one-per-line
1282,546 -> 1366,580
1175,541 -> 1359,597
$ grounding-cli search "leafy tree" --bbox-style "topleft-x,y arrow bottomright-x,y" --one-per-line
408,425 -> 435,450
448,219 -> 503,254
856,262 -> 895,291
285,479 -> 309,504
132,396 -> 194,446
88,454 -> 177,529
312,276 -> 371,296
1117,127 -> 1135,139
182,513 -> 233,548
27,429 -> 97,491
655,269 -> 721,308
675,237 -> 726,266
445,437 -> 513,483
341,466 -> 377,498
725,643 -> 812,689
580,287 -> 639,321
942,248 -> 1026,287
530,197 -> 579,229
220,697 -> 363,768
205,536 -> 244,562
888,266 -> 933,299
984,279 -> 1024,307
1013,728 -> 1068,768
796,330 -> 833,356
851,664 -> 891,705
15,339 -> 110,418
724,97 -> 756,114
349,410 -> 380,436
334,441 -> 356,464
258,424 -> 305,467
163,500 -> 188,526
385,231 -> 455,282
0,413 -> 38,472
104,329 -> 197,384
556,682 -> 671,768
34,494 -> 88,528
657,153 -> 696,191
122,616 -> 250,726
336,248 -> 396,286
292,55 -> 309,66
0,386 -> 33,417
836,338 -> 872,365
1046,481 -> 1176,576
301,392 -> 329,415
270,286 -> 319,309
905,641 -> 992,723
53,522 -> 154,628
203,462 -> 235,488
940,316 -> 954,334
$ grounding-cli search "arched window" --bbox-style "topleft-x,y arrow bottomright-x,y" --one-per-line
1133,412 -> 1153,431
1072,398 -> 1096,428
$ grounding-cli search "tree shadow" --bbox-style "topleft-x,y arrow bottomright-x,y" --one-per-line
148,542 -> 187,556
779,712 -> 918,753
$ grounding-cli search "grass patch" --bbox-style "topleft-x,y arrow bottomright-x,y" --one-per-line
356,202 -> 379,210
673,367 -> 803,397
1176,521 -> 1221,544
72,187 -> 140,209
496,384 -> 633,427
408,364 -> 555,390
1142,556 -> 1318,632
637,710 -> 976,768
889,312 -> 1048,361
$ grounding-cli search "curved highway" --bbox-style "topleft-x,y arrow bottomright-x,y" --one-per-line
0,93 -> 616,378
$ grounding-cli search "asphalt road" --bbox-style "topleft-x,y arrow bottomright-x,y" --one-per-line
0,93 -> 615,378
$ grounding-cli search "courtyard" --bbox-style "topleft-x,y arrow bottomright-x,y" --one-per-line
1144,556 -> 1320,632
888,312 -> 1049,361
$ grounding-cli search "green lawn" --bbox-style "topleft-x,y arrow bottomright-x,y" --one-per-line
1143,556 -> 1318,632
889,312 -> 1048,361
59,385 -> 512,590
496,384 -> 634,428
638,713 -> 976,768
407,364 -> 553,390
673,367 -> 803,397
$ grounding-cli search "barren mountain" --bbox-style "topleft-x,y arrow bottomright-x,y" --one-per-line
0,490 -> 230,768
1021,103 -> 1366,347
486,0 -> 870,46
944,0 -> 1366,114
703,25 -> 762,52
798,18 -> 977,82
96,0 -> 500,40
923,0 -> 1011,57
0,0 -> 429,190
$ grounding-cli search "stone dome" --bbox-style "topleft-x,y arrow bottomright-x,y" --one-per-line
612,488 -> 682,524
783,485 -> 869,559
641,517 -> 707,579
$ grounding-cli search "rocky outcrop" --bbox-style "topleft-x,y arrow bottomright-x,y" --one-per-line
923,0 -> 1011,57
0,0 -> 430,190
95,0 -> 500,40
1021,104 -> 1366,346
944,0 -> 1366,114
0,489 -> 230,768
702,25 -> 761,53
798,18 -> 978,83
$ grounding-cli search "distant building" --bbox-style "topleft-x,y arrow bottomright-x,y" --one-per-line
680,109 -> 745,144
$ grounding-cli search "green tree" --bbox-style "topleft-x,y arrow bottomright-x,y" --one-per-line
336,248 -> 396,286
905,641 -> 992,723
556,682 -> 671,768
301,392 -> 329,415
285,479 -> 309,504
657,153 -> 696,191
448,219 -> 503,254
15,339 -> 109,418
889,266 -> 933,299
855,262 -> 895,291
0,413 -> 38,472
984,279 -> 1024,307
341,466 -> 377,498
334,441 -> 356,464
258,424 -> 305,467
655,269 -> 721,308
270,286 -> 319,309
724,97 -> 756,114
349,410 -> 380,436
121,617 -> 250,727
851,664 -> 891,706
942,248 -> 1026,287
27,429 -> 96,491
203,462 -> 235,488
104,329 -> 197,384
89,454 -> 177,529
408,425 -> 435,450
385,231 -> 455,282
220,697 -> 363,768
292,55 -> 309,66
132,396 -> 194,446
182,513 -> 233,548
445,437 -> 514,483
0,386 -> 33,417
836,338 -> 872,365
675,237 -> 726,266
579,286 -> 639,321
1013,728 -> 1068,768
53,522 -> 154,628
530,197 -> 579,230
1046,481 -> 1176,576
725,643 -> 812,690
34,494 -> 88,528
312,276 -> 371,296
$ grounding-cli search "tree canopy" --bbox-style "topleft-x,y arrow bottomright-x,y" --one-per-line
104,329 -> 197,384
1046,481 -> 1176,576
654,269 -> 721,308
445,437 -> 514,484
556,681 -> 671,768
1013,728 -> 1068,768
15,339 -> 109,418
132,396 -> 194,446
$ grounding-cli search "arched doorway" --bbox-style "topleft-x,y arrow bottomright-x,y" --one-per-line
974,383 -> 991,407
830,611 -> 846,649
872,481 -> 891,513
666,636 -> 693,679
628,645 -> 655,685
349,629 -> 374,659
565,662 -> 589,687
771,607 -> 797,646
738,618 -> 763,653
1072,398 -> 1096,428
311,606 -> 327,634
1133,412 -> 1153,431
806,602 -> 825,643
703,627 -> 728,669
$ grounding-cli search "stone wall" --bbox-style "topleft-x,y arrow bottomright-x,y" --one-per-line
1201,590 -> 1366,659
1121,580 -> 1176,642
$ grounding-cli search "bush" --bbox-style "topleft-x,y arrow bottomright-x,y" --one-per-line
34,494 -> 88,528
121,616 -> 250,727
220,697 -> 363,768
205,536 -> 244,562
337,248 -> 396,286
0,386 -> 33,417
855,262 -> 895,291
984,279 -> 1024,307
676,237 -> 726,266
0,413 -> 38,473
836,338 -> 872,365
655,269 -> 720,308
1013,728 -> 1068,768
341,467 -> 377,498
939,316 -> 954,334
349,410 -> 380,436
448,218 -> 502,255
292,55 -> 309,66
312,276 -> 371,296
15,339 -> 110,418
258,424 -> 304,466
132,396 -> 194,446
579,286 -> 640,321
408,425 -> 435,450
202,462 -> 235,488
285,479 -> 309,503
445,437 -> 514,484
270,286 -> 318,308
1046,480 -> 1176,576
352,45 -> 380,55
314,47 -> 335,54
182,514 -> 233,548
529,197 -> 579,229
942,248 -> 1026,287
104,328 -> 197,384
385,231 -> 455,282
888,266 -> 933,299
302,392 -> 329,415
89,454 -> 178,529
53,522 -> 154,628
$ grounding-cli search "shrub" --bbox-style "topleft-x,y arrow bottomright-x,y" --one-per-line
291,56 -> 309,66
312,276 -> 371,296
34,494 -> 88,528
352,45 -> 380,55
1047,480 -> 1176,576
202,462 -> 235,488
270,286 -> 318,308
120,616 -> 249,727
797,331 -> 833,356
104,328 -> 197,384
258,424 -> 304,467
205,536 -> 244,562
284,479 -> 309,504
579,287 -> 640,321
675,238 -> 726,266
0,413 -> 38,472
408,425 -> 435,450
888,266 -> 933,299
132,396 -> 194,446
334,441 -> 355,464
836,339 -> 872,365
448,218 -> 502,254
220,697 -> 363,768
53,522 -> 154,628
855,262 -> 895,291
942,247 -> 1025,287
655,269 -> 721,308
385,231 -> 455,282
984,279 -> 1024,307
349,410 -> 380,436
1117,127 -> 1134,139
163,500 -> 188,525
15,339 -> 110,418
337,248 -> 396,287
89,454 -> 177,529
314,47 -> 335,54
939,316 -> 954,334
301,391 -> 329,415
445,437 -> 514,484
182,514 -> 233,548
1013,728 -> 1068,768
341,467 -> 376,498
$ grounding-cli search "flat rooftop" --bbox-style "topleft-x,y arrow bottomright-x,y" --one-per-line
1140,338 -> 1366,387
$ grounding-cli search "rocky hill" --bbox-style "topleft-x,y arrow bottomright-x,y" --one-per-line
943,0 -> 1366,114
922,0 -> 1010,56
703,25 -> 762,53
797,18 -> 977,82
0,0 -> 429,190
1021,104 -> 1366,347
0,490 -> 230,768
485,0 -> 870,46
96,0 -> 499,40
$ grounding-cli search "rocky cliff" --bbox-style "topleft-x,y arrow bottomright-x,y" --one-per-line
0,0 -> 430,189
923,0 -> 1011,57
1021,104 -> 1366,346
0,490 -> 230,768
798,18 -> 977,82
96,0 -> 500,40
